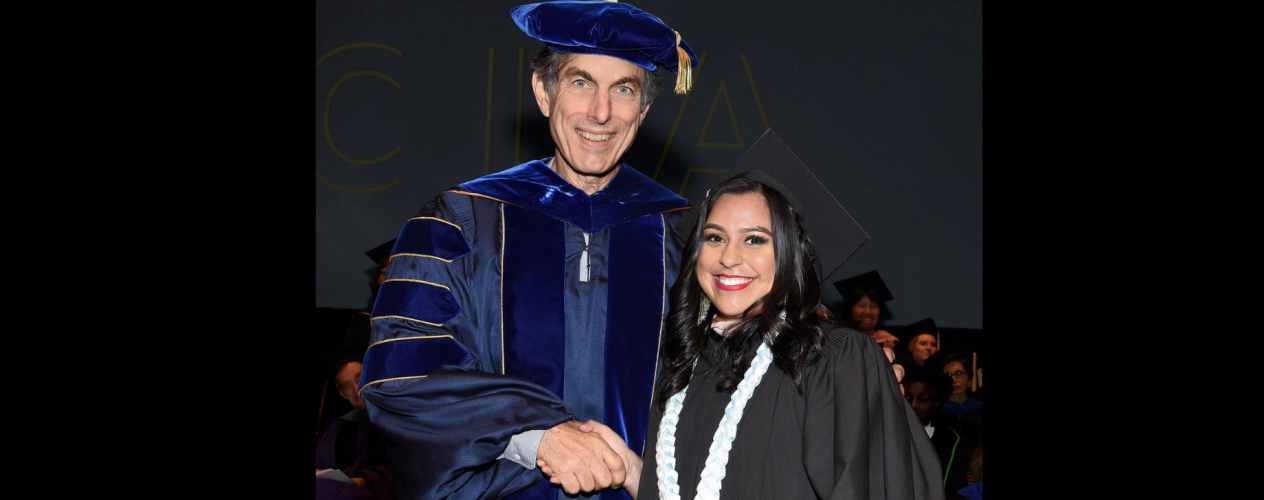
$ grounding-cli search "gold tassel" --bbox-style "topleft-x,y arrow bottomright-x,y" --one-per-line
674,31 -> 692,94
697,294 -> 711,324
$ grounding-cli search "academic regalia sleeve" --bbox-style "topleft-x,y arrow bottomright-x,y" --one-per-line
358,193 -> 575,500
803,327 -> 945,500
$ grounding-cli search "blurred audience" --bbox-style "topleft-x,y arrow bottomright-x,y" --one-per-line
902,364 -> 971,497
316,361 -> 394,500
315,239 -> 398,499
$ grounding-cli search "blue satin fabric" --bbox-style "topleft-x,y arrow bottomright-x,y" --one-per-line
604,215 -> 667,458
394,217 -> 472,262
372,280 -> 462,326
360,336 -> 470,390
361,161 -> 688,500
510,1 -> 699,74
502,205 -> 568,399
459,160 -> 688,234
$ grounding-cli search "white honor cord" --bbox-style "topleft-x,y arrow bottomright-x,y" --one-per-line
656,342 -> 774,500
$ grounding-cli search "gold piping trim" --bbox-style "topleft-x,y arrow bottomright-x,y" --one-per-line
446,190 -> 513,206
389,253 -> 454,264
371,315 -> 444,327
366,334 -> 456,350
381,278 -> 451,291
500,204 -> 506,375
359,375 -> 427,395
406,216 -> 464,231
644,214 -> 669,457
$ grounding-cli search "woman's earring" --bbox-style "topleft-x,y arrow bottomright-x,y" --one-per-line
698,295 -> 711,324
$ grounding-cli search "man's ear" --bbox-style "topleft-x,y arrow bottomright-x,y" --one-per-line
531,72 -> 551,117
637,98 -> 653,124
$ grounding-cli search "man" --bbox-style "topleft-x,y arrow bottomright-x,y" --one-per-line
357,3 -> 699,500
317,360 -> 395,500
902,364 -> 972,497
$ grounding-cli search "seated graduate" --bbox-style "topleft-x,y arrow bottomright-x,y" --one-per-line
901,364 -> 971,498
547,131 -> 943,499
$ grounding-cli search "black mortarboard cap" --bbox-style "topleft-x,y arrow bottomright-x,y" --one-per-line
675,130 -> 870,282
365,238 -> 397,264
511,1 -> 700,94
900,362 -> 953,401
899,316 -> 940,343
832,270 -> 894,303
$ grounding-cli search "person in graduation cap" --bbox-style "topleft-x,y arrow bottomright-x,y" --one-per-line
557,131 -> 942,499
896,318 -> 940,367
356,2 -> 700,500
834,270 -> 901,350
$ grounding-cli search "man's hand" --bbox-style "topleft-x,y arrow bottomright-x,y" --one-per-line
581,420 -> 643,499
535,420 -> 627,495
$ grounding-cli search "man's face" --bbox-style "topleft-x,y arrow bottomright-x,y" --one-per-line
904,381 -> 938,426
336,361 -> 366,410
532,54 -> 652,184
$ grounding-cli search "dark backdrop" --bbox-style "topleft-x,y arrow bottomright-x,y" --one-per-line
315,0 -> 983,328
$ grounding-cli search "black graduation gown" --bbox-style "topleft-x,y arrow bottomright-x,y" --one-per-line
638,326 -> 943,500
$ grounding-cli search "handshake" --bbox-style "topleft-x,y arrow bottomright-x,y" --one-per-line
536,420 -> 643,499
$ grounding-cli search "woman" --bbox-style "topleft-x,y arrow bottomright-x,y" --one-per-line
899,318 -> 939,366
939,353 -> 982,415
836,271 -> 901,349
908,333 -> 938,365
629,169 -> 941,500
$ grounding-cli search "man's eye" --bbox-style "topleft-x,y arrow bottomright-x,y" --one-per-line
574,80 -> 588,88
617,86 -> 632,94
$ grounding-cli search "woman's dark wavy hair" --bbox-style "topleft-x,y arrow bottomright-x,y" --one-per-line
655,176 -> 837,409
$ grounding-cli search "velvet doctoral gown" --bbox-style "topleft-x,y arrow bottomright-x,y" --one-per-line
359,160 -> 688,500
638,326 -> 945,500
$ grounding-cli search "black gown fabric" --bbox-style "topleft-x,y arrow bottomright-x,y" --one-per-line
638,325 -> 944,500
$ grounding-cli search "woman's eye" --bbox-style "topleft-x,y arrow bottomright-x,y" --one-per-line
704,233 -> 724,243
745,235 -> 768,245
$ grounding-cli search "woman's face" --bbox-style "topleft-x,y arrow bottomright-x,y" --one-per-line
943,361 -> 969,396
696,192 -> 776,322
851,295 -> 880,331
910,333 -> 938,364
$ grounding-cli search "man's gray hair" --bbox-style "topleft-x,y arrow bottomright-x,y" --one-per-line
530,47 -> 660,110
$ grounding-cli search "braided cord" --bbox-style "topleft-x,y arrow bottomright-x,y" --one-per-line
656,342 -> 774,500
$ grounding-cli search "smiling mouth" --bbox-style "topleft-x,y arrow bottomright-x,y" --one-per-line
715,275 -> 754,291
578,129 -> 613,142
